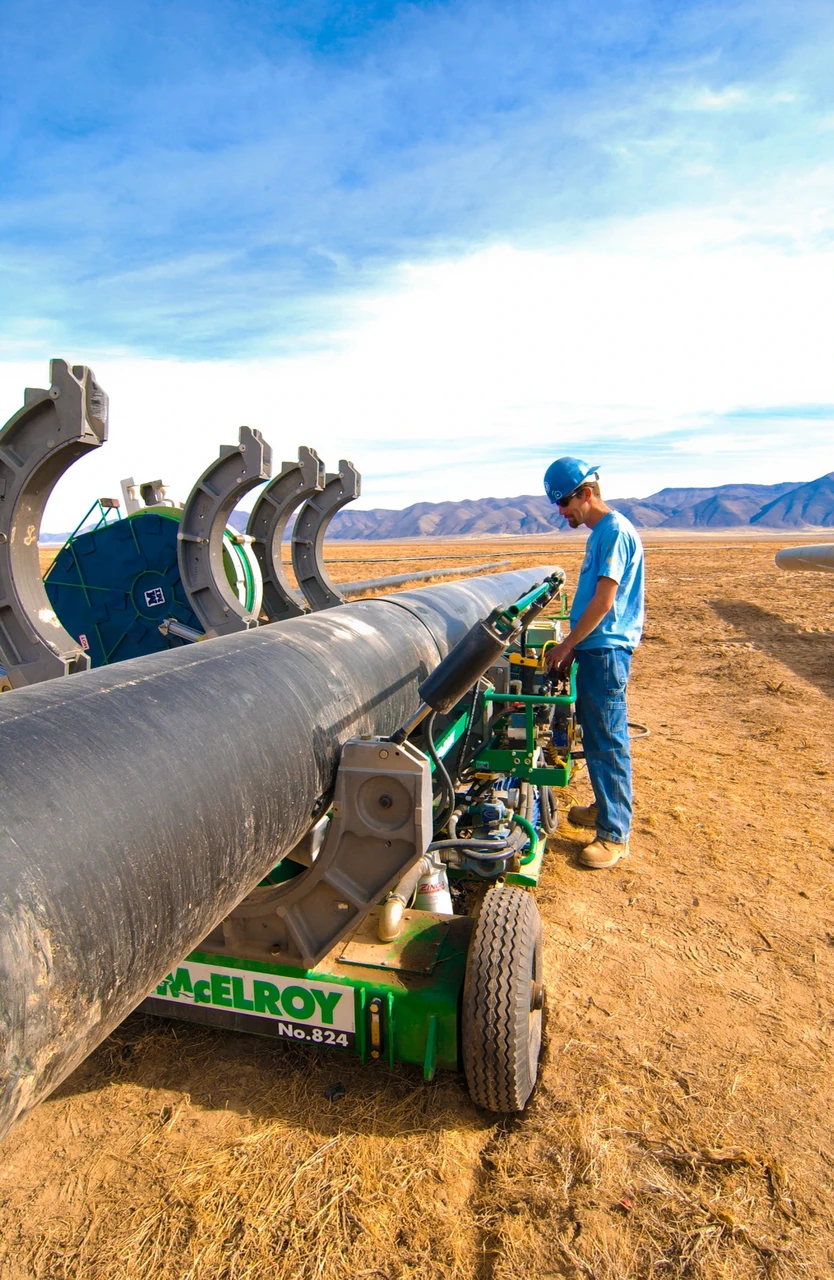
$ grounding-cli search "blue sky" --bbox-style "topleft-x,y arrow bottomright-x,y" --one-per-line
1,0 -> 833,525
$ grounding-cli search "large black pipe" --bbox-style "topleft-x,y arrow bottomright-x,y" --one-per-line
0,566 -> 554,1140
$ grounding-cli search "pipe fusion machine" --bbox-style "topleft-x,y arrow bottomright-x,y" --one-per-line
0,362 -> 579,1139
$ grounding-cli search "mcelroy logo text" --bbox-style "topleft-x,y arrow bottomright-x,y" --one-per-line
154,960 -> 354,1039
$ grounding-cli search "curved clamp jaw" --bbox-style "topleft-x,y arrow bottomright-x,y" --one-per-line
291,460 -> 361,611
0,359 -> 108,686
177,426 -> 272,637
246,446 -> 325,622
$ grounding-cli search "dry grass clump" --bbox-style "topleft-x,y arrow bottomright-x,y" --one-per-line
30,1125 -> 462,1280
38,547 -> 59,576
18,1015 -> 811,1280
15,1019 -> 492,1280
468,1046 -> 812,1280
5,536 -> 833,1279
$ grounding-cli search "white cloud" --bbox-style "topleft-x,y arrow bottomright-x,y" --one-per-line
2,206 -> 833,529
690,87 -> 749,111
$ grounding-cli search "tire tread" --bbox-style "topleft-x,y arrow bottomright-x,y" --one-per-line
462,883 -> 543,1112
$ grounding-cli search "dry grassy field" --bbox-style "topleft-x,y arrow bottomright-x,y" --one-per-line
8,534 -> 834,1279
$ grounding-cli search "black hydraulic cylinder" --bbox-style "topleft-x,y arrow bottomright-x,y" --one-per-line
417,611 -> 510,715
0,566 -> 554,1141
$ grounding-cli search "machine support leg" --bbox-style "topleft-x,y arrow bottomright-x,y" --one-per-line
212,737 -> 433,971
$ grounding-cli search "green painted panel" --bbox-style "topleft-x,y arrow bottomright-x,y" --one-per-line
174,912 -> 473,1073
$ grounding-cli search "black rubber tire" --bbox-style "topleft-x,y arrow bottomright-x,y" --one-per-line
461,883 -> 544,1113
539,785 -> 559,835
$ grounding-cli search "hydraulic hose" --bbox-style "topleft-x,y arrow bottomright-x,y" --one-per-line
455,678 -> 484,776
511,813 -> 539,864
433,844 -> 520,865
429,815 -> 532,863
539,785 -> 559,835
428,838 -> 514,852
425,710 -> 456,833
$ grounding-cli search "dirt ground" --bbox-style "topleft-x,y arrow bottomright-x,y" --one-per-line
6,534 -> 834,1279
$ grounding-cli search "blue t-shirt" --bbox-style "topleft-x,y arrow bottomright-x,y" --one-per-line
570,511 -> 645,651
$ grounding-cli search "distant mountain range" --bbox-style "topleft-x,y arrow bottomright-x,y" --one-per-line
326,472 -> 834,538
43,472 -> 834,544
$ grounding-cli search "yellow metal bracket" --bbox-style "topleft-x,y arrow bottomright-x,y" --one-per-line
508,653 -> 540,670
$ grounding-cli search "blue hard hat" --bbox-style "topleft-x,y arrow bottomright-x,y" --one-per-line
543,456 -> 600,504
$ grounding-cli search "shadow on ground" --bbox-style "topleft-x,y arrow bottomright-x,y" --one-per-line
51,993 -> 555,1141
710,598 -> 834,699
49,1009 -> 487,1137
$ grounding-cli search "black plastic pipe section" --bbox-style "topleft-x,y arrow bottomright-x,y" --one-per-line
0,566 -> 554,1141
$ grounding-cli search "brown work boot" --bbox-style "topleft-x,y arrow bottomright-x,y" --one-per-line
579,837 -> 629,869
567,802 -> 598,829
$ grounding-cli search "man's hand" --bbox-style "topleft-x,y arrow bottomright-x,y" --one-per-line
545,640 -> 575,674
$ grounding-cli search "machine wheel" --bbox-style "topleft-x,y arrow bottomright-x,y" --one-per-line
462,883 -> 544,1112
539,785 -> 559,835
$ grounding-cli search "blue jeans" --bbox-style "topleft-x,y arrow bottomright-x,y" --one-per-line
575,647 -> 632,843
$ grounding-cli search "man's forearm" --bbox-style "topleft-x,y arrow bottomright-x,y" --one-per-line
564,598 -> 612,647
544,578 -> 618,670
564,578 -> 618,648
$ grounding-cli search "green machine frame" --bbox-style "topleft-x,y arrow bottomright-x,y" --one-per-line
146,577 -> 577,1109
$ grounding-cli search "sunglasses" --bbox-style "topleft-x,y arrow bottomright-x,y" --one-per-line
556,487 -> 582,508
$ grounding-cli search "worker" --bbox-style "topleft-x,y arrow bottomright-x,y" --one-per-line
542,457 -> 644,868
